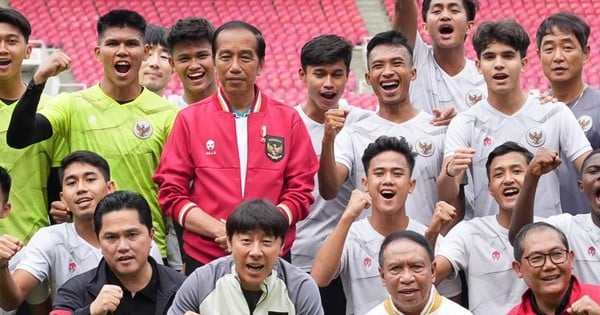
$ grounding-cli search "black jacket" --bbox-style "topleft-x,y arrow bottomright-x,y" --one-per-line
52,257 -> 186,315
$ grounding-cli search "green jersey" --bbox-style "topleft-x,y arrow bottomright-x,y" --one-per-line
40,85 -> 178,257
0,94 -> 65,243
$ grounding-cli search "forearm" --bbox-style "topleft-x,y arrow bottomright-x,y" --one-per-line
318,139 -> 342,200
441,188 -> 465,235
310,216 -> 353,286
436,171 -> 463,206
182,207 -> 225,239
0,268 -> 24,311
7,79 -> 52,148
509,174 -> 540,243
393,0 -> 418,46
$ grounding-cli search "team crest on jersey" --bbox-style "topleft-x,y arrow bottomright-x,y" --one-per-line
416,137 -> 434,157
465,89 -> 484,107
363,256 -> 372,268
526,127 -> 545,147
491,250 -> 501,261
206,139 -> 216,155
133,120 -> 153,139
68,260 -> 77,273
589,246 -> 596,257
265,135 -> 284,162
88,115 -> 97,125
578,115 -> 593,132
483,136 -> 492,148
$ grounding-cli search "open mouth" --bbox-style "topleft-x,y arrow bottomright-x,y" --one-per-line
246,263 -> 264,272
503,187 -> 519,197
381,81 -> 399,91
115,61 -> 131,74
380,190 -> 396,200
541,274 -> 560,281
439,25 -> 454,35
492,73 -> 508,80
117,256 -> 134,262
0,60 -> 11,66
320,91 -> 337,100
188,72 -> 206,80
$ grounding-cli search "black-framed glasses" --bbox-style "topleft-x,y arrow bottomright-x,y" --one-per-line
522,249 -> 569,268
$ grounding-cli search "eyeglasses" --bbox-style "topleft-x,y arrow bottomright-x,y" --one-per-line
522,249 -> 569,268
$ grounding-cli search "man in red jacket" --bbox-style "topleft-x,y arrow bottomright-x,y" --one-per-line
152,21 -> 318,275
509,222 -> 600,314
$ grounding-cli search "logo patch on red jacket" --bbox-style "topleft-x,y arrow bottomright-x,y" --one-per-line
265,135 -> 284,162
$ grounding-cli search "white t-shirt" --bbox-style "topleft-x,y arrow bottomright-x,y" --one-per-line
337,218 -> 460,315
335,111 -> 446,225
546,213 -> 600,285
438,215 -> 528,314
292,103 -> 373,271
166,94 -> 188,108
16,223 -> 163,300
410,33 -> 487,114
444,95 -> 591,218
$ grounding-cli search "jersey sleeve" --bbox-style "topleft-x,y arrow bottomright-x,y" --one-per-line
15,229 -> 54,283
436,222 -> 471,279
558,105 -> 592,161
443,112 -> 473,159
38,92 -> 73,139
334,128 -> 354,175
293,272 -> 325,315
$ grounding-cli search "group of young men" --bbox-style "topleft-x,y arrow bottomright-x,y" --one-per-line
0,0 -> 599,313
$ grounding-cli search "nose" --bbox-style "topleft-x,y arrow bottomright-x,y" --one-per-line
229,56 -> 242,73
323,75 -> 334,88
116,43 -> 128,56
117,237 -> 130,252
552,48 -> 565,62
76,180 -> 88,193
399,267 -> 416,284
249,241 -> 263,257
147,52 -> 160,68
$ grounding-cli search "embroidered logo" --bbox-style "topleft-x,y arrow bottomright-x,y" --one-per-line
526,128 -> 545,147
206,139 -> 216,156
483,136 -> 492,148
491,250 -> 501,261
88,115 -> 97,125
133,120 -> 153,139
363,256 -> 372,268
588,246 -> 596,257
265,135 -> 284,162
578,115 -> 593,132
68,261 -> 77,273
465,89 -> 484,107
416,137 -> 434,157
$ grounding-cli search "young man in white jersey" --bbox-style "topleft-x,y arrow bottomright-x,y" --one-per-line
291,34 -> 372,315
7,9 -> 179,262
393,0 -> 485,121
319,30 -> 456,228
439,19 -> 591,219
312,135 -> 458,315
536,12 -> 600,214
139,24 -> 173,97
435,141 -> 537,314
0,151 -> 162,312
165,17 -> 217,108
510,148 -> 600,285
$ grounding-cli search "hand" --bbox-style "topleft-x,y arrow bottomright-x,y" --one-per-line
0,235 -> 24,268
431,107 -> 457,126
89,285 -> 123,315
213,219 -> 228,253
538,90 -> 558,105
342,190 -> 371,221
50,201 -> 71,223
33,50 -> 71,85
567,295 -> 600,314
527,147 -> 561,177
427,202 -> 457,235
323,109 -> 349,141
446,148 -> 476,178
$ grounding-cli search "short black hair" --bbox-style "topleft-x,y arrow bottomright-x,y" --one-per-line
300,34 -> 353,71
0,8 -> 31,43
226,199 -> 288,242
422,0 -> 478,23
167,17 -> 215,52
473,19 -> 530,59
213,20 -> 265,63
58,150 -> 110,184
362,135 -> 416,176
145,24 -> 168,51
97,9 -> 146,41
378,230 -> 434,267
366,30 -> 413,69
0,166 -> 11,204
581,148 -> 600,173
94,190 -> 153,238
513,222 -> 569,260
485,141 -> 533,181
536,12 -> 590,51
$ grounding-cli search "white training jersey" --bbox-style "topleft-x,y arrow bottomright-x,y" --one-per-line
166,94 -> 188,108
335,111 -> 446,225
410,33 -> 487,114
444,95 -> 591,218
291,103 -> 373,272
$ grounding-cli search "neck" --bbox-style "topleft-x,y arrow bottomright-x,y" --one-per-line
488,90 -> 528,115
496,209 -> 512,229
74,219 -> 100,248
224,88 -> 255,112
99,79 -> 142,102
377,102 -> 419,123
116,261 -> 153,293
432,45 -> 467,76
0,76 -> 26,100
551,79 -> 586,103
368,211 -> 410,236
301,99 -> 329,123
534,290 -> 569,315
184,83 -> 217,105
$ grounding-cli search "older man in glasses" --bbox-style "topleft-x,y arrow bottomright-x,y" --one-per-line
509,222 -> 600,314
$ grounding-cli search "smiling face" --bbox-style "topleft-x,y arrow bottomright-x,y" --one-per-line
171,40 -> 216,101
380,238 -> 435,314
476,41 -> 527,97
139,43 -> 172,96
229,229 -> 283,291
539,27 -> 588,86
423,0 -> 474,49
299,60 -> 348,111
95,26 -> 147,90
362,150 -> 415,215
488,151 -> 528,211
60,162 -> 115,221
0,22 -> 30,81
366,44 -> 416,108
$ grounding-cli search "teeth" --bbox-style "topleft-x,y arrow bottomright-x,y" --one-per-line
188,72 -> 205,79
116,61 -> 130,66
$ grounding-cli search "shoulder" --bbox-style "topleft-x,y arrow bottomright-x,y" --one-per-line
156,261 -> 186,287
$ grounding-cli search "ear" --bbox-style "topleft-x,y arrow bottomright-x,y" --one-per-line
583,45 -> 590,65
94,46 -> 101,62
24,44 -> 32,60
512,260 -> 523,278
169,56 -> 175,69
298,67 -> 306,83
361,176 -> 368,191
422,22 -> 429,35
365,71 -> 373,87
430,260 -> 437,284
568,250 -> 575,264
143,44 -> 150,61
476,59 -> 482,74
410,67 -> 417,81
407,178 -> 416,194
466,21 -> 475,36
578,180 -> 584,192
106,180 -> 116,194
379,266 -> 385,284
488,182 -> 493,196
257,59 -> 264,77
520,56 -> 528,72
0,203 -> 11,219
149,227 -> 155,240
